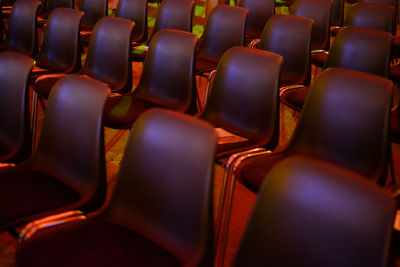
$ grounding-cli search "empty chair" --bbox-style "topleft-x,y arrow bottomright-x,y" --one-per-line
16,108 -> 217,267
0,0 -> 40,57
331,2 -> 394,36
363,0 -> 397,35
200,46 -> 283,158
234,156 -> 395,267
218,68 -> 393,264
330,0 -> 345,30
0,75 -> 109,231
31,8 -> 84,78
238,0 -> 275,42
0,52 -> 33,163
292,0 -> 331,51
33,17 -> 134,99
252,14 -> 313,87
195,5 -> 247,77
104,29 -> 198,129
37,0 -> 74,23
281,26 -> 392,111
116,0 -> 148,44
79,0 -> 108,45
132,0 -> 194,61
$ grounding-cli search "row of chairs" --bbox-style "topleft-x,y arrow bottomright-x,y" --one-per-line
0,51 -> 394,265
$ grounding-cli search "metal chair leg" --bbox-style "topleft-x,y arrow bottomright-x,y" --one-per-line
31,91 -> 38,152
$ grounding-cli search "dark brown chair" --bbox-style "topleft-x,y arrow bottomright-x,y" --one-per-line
104,29 -> 198,129
251,14 -> 313,87
281,26 -> 392,111
218,68 -> 393,264
33,17 -> 135,99
31,8 -> 84,78
79,0 -> 108,45
37,0 -> 74,25
200,46 -> 283,158
238,0 -> 275,42
330,0 -> 345,30
292,0 -> 331,51
331,2 -> 394,37
195,5 -> 247,76
16,108 -> 217,267
0,74 -> 109,231
363,0 -> 397,35
0,52 -> 33,164
0,0 -> 40,57
233,156 -> 395,267
116,0 -> 148,44
132,0 -> 194,62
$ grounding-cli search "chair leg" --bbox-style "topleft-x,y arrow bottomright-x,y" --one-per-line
31,91 -> 38,152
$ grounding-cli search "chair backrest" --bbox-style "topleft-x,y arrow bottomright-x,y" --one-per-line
362,0 -> 397,35
150,0 -> 194,40
36,8 -> 83,73
197,5 -> 248,62
259,14 -> 312,86
330,0 -> 344,26
325,26 -> 392,77
0,52 -> 33,163
47,0 -> 74,14
234,156 -> 395,267
80,0 -> 107,30
116,0 -> 148,43
133,29 -> 198,112
82,17 -> 135,93
102,109 -> 217,266
344,3 -> 394,34
292,0 -> 332,51
200,47 -> 283,155
33,75 -> 109,211
289,68 -> 393,183
239,0 -> 275,40
5,0 -> 40,57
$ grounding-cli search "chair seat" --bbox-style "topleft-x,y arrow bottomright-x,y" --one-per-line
330,26 -> 341,37
393,36 -> 400,50
235,151 -> 289,192
311,51 -> 328,68
279,85 -> 311,111
80,30 -> 92,45
215,128 -> 253,157
390,63 -> 400,83
391,108 -> 400,143
104,94 -> 167,129
0,165 -> 81,229
16,219 -> 181,267
195,55 -> 219,75
132,45 -> 148,62
33,74 -> 67,98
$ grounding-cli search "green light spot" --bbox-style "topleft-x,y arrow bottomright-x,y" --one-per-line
195,6 -> 205,17
193,25 -> 204,37
148,17 -> 155,27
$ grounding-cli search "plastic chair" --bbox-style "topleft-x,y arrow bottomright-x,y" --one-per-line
116,0 -> 148,44
330,0 -> 345,30
292,0 -> 331,51
16,108 -> 217,267
31,8 -> 84,78
218,68 -> 393,264
280,26 -> 392,111
132,0 -> 194,62
363,0 -> 397,35
200,46 -> 283,158
195,5 -> 247,76
104,29 -> 198,129
238,0 -> 275,42
79,0 -> 108,45
331,2 -> 394,37
251,14 -> 313,87
0,52 -> 33,164
0,75 -> 109,231
0,0 -> 40,57
233,156 -> 395,267
37,0 -> 74,24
